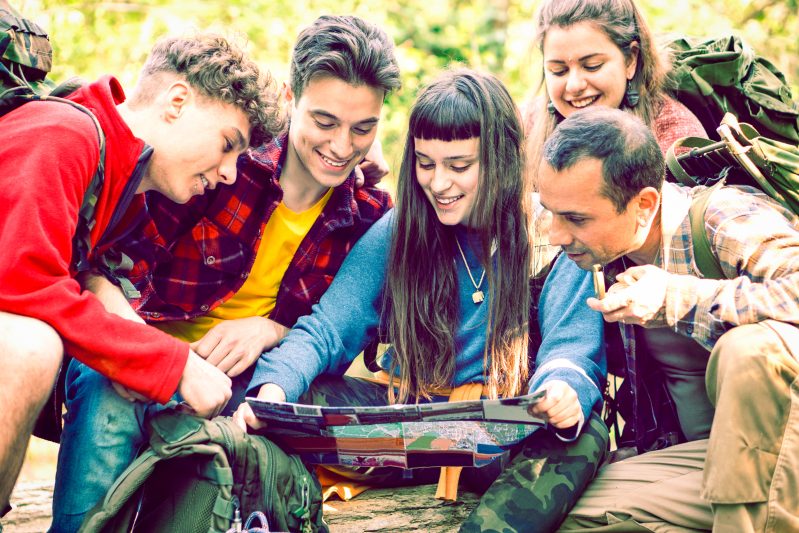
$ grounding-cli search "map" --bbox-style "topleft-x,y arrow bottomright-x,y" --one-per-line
246,391 -> 546,468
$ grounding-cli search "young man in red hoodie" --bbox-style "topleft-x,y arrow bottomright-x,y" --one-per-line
0,34 -> 281,514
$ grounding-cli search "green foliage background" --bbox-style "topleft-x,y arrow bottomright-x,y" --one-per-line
15,0 -> 799,176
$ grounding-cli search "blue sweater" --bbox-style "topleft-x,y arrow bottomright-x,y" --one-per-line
249,210 -> 605,432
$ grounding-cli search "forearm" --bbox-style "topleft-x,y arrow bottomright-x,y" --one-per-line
666,272 -> 799,349
78,271 -> 144,323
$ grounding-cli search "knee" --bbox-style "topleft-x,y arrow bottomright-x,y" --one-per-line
707,323 -> 798,400
0,313 -> 63,396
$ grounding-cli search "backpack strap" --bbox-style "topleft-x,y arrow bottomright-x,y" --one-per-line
38,93 -> 106,273
688,180 -> 726,279
665,136 -> 726,186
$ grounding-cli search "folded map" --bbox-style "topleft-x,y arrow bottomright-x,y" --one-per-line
246,391 -> 546,469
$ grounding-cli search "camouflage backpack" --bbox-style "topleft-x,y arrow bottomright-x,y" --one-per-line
80,409 -> 328,533
2,0 -> 106,443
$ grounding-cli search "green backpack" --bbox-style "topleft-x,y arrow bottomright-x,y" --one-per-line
665,34 -> 799,278
79,409 -> 328,533
667,34 -> 799,145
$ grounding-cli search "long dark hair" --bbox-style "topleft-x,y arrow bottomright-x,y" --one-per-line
387,68 -> 531,403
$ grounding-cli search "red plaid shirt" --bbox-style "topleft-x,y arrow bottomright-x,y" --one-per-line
121,134 -> 392,328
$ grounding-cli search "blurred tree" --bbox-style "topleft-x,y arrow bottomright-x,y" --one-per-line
14,0 -> 798,185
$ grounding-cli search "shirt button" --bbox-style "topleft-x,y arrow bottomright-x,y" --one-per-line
206,256 -> 216,265
152,312 -> 161,318
241,272 -> 248,279
686,324 -> 694,335
200,304 -> 209,312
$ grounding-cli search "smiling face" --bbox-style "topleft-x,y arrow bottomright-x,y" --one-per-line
414,137 -> 481,227
543,21 -> 638,118
283,75 -> 384,193
538,156 -> 645,270
142,85 -> 250,204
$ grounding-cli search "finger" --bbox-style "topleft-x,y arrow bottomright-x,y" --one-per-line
233,407 -> 248,431
353,165 -> 365,188
111,381 -> 136,402
549,412 -> 581,429
191,332 -> 221,359
227,356 -> 255,378
243,405 -> 266,430
205,340 -> 235,368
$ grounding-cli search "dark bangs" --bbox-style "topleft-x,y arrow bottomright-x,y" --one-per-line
409,81 -> 480,141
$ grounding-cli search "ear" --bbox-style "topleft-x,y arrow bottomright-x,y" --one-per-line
635,186 -> 660,224
281,81 -> 294,106
626,41 -> 640,81
162,81 -> 192,122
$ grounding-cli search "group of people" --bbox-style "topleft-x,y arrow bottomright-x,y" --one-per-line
1,0 -> 796,532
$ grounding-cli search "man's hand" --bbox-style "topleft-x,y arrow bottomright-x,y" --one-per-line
353,138 -> 389,188
587,265 -> 669,328
528,380 -> 581,430
232,383 -> 286,431
190,317 -> 288,377
178,350 -> 232,418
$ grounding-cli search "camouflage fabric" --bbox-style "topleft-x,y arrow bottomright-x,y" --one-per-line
460,412 -> 609,533
1,0 -> 53,95
301,374 -> 610,530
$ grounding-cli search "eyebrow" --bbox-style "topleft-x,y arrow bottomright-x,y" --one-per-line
414,151 -> 477,161
231,128 -> 247,150
538,200 -> 586,217
311,109 -> 380,126
545,53 -> 606,64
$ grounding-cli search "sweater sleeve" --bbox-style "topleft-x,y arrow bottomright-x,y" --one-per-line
248,210 -> 394,402
528,253 -> 606,437
0,102 -> 187,403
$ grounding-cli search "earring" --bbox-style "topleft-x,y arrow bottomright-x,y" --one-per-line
624,81 -> 640,108
546,101 -> 557,115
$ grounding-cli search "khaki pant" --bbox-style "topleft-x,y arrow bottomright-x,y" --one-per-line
559,321 -> 799,533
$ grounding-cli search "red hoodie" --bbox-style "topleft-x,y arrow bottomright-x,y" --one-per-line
0,76 -> 186,403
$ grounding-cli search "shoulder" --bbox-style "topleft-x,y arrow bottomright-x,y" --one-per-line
652,96 -> 708,152
353,185 -> 393,222
706,184 -> 798,225
6,99 -> 99,147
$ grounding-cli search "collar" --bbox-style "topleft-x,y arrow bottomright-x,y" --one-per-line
659,182 -> 693,268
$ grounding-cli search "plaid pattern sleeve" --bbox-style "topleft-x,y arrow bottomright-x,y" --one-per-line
664,184 -> 799,349
122,133 -> 392,328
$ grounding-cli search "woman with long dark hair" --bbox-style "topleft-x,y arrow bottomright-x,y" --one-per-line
238,68 -> 607,531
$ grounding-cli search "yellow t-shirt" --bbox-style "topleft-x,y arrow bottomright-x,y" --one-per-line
157,188 -> 334,343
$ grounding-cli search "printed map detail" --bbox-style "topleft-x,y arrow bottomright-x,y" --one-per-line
246,391 -> 546,468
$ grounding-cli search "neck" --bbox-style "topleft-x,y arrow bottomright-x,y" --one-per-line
280,143 -> 333,212
117,102 -> 153,194
625,209 -> 663,266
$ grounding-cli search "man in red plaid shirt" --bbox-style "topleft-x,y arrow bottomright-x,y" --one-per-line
51,15 -> 400,532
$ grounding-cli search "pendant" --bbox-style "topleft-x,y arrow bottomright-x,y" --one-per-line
472,290 -> 485,304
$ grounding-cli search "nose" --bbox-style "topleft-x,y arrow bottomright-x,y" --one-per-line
217,153 -> 239,186
548,215 -> 573,247
329,128 -> 354,159
565,69 -> 587,94
430,166 -> 451,194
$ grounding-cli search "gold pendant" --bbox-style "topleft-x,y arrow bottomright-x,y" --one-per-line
472,290 -> 484,304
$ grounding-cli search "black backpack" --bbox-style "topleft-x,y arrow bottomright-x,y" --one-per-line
80,409 -> 328,533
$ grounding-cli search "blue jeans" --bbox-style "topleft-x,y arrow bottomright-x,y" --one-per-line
50,359 -> 164,532
50,359 -> 253,532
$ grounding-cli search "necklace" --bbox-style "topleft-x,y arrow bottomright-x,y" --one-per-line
455,237 -> 486,304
